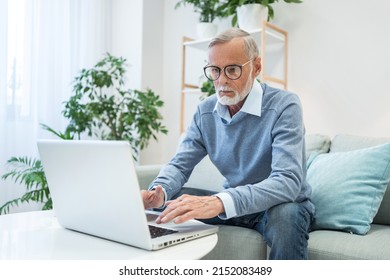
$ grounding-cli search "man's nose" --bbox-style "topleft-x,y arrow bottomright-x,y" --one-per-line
217,70 -> 229,83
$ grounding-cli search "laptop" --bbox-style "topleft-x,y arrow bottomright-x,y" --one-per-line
37,139 -> 218,251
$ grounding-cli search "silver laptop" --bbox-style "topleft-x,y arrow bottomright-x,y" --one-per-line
37,139 -> 218,251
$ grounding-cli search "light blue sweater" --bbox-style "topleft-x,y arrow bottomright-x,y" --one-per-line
151,81 -> 313,218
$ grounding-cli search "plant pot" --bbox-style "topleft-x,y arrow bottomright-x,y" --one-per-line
197,22 -> 218,39
236,4 -> 268,32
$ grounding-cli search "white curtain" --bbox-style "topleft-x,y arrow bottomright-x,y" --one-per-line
0,0 -> 111,213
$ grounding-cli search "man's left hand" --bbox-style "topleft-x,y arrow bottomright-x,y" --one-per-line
156,194 -> 224,224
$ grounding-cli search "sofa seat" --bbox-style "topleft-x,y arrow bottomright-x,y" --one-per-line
308,224 -> 390,260
202,225 -> 267,260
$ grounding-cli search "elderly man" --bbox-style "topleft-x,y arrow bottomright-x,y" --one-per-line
142,28 -> 314,260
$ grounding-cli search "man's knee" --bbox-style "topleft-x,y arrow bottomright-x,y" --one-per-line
269,202 -> 301,221
265,202 -> 312,234
261,202 -> 313,260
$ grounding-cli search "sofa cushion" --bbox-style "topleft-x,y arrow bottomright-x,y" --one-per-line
330,134 -> 390,153
307,143 -> 390,235
136,164 -> 163,190
305,134 -> 331,159
330,134 -> 390,225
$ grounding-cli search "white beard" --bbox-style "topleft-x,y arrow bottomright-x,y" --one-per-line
217,90 -> 242,106
216,67 -> 254,106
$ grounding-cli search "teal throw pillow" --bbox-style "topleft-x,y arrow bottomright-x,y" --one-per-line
307,143 -> 390,235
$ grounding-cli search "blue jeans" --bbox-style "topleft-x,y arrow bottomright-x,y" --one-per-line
172,188 -> 314,260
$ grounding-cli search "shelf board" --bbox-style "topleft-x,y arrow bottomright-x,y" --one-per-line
183,88 -> 202,94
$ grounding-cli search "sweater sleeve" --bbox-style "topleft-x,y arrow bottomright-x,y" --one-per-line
148,107 -> 208,200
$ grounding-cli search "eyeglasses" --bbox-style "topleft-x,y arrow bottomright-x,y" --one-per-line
203,60 -> 252,81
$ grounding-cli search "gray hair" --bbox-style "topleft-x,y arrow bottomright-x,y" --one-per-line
208,28 -> 259,60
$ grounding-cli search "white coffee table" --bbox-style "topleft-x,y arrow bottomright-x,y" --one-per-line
0,210 -> 217,260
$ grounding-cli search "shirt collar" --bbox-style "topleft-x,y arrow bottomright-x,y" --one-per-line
213,80 -> 263,121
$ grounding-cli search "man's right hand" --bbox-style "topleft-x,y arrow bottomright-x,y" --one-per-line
141,185 -> 165,209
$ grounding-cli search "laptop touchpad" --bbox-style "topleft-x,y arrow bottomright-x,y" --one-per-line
146,213 -> 160,222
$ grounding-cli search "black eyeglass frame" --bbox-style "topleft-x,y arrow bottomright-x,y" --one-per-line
203,59 -> 252,81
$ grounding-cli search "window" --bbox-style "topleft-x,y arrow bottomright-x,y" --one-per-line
6,0 -> 29,120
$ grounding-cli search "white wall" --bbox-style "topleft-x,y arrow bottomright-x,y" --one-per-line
110,0 -> 167,164
111,0 -> 143,90
272,0 -> 390,138
141,0 -> 390,165
139,0 -> 165,164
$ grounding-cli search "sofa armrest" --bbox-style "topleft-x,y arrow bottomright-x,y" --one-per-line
135,164 -> 162,190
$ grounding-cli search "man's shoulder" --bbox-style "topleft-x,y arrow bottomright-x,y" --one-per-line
262,83 -> 301,107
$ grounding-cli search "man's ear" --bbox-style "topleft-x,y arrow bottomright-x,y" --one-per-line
254,56 -> 262,76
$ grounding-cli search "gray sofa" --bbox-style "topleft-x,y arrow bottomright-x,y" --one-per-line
136,134 -> 390,259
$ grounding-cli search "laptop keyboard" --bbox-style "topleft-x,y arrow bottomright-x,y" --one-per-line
148,225 -> 178,239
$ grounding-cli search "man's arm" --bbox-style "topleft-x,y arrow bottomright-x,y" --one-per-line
156,194 -> 225,224
148,106 -> 208,201
141,184 -> 225,224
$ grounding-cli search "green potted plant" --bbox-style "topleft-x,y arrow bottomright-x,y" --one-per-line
0,157 -> 51,214
175,0 -> 227,38
62,53 -> 167,157
200,79 -> 216,100
0,53 -> 168,215
175,0 -> 225,23
219,0 -> 302,28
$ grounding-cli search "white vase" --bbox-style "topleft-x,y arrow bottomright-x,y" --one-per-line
197,22 -> 218,39
236,4 -> 268,32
